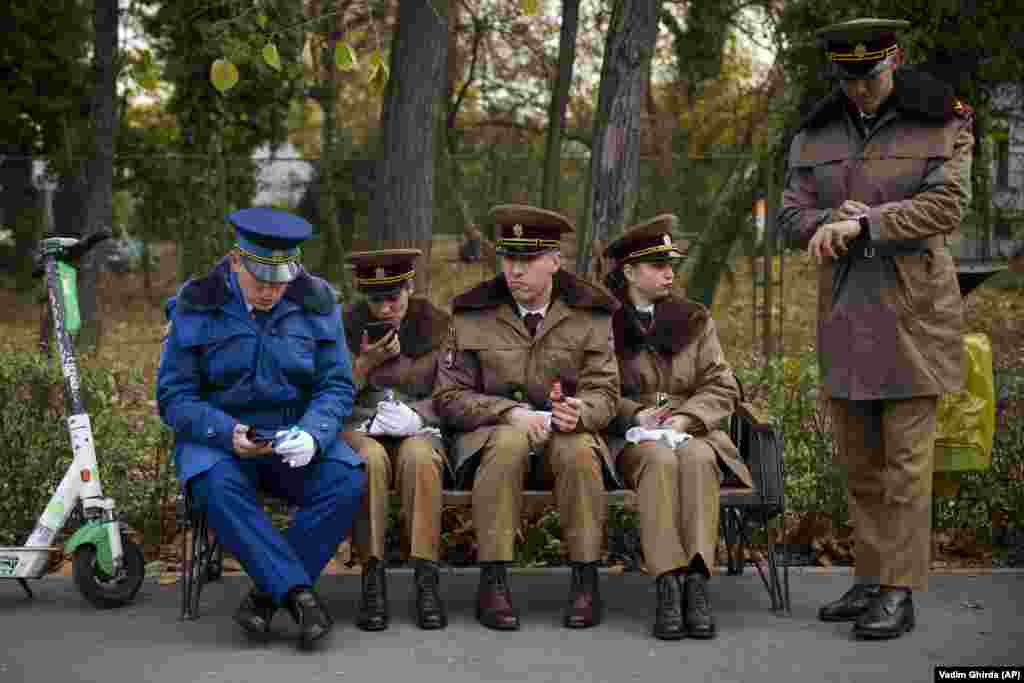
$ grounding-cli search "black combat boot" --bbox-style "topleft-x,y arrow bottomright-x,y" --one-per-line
285,586 -> 333,650
853,587 -> 914,640
563,561 -> 602,629
233,587 -> 277,638
683,572 -> 716,639
413,559 -> 447,630
652,571 -> 686,641
356,557 -> 389,631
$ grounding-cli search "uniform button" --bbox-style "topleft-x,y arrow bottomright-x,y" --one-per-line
206,427 -> 216,438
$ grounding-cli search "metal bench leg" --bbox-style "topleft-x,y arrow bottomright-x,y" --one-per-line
735,512 -> 780,611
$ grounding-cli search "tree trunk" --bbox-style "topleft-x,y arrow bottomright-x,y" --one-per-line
541,0 -> 581,210
315,16 -> 345,291
577,0 -> 661,277
77,0 -> 119,351
370,0 -> 447,297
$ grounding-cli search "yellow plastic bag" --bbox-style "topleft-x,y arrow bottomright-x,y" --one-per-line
934,333 -> 996,474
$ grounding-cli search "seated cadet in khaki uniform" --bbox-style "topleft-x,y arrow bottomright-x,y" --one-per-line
602,216 -> 752,641
341,250 -> 451,631
434,205 -> 621,631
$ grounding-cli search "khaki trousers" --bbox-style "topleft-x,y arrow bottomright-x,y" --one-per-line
831,397 -> 938,590
472,425 -> 606,563
344,431 -> 445,562
619,439 -> 722,577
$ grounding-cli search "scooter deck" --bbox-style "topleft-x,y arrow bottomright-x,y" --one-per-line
0,547 -> 62,580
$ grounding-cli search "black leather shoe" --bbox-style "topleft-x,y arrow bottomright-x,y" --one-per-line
818,583 -> 880,622
652,571 -> 686,641
414,559 -> 448,630
476,563 -> 520,630
853,587 -> 915,640
356,558 -> 389,631
564,562 -> 602,629
285,587 -> 333,649
233,588 -> 277,638
683,572 -> 716,639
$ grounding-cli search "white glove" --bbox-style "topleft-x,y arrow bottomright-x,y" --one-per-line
274,428 -> 317,468
369,400 -> 424,436
625,427 -> 692,449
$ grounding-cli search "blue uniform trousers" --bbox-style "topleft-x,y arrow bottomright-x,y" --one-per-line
190,455 -> 366,604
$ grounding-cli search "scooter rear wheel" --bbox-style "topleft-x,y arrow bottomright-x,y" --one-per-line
73,537 -> 145,609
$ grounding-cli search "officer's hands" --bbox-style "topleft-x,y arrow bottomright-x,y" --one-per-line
635,404 -> 672,429
369,400 -> 424,436
551,396 -> 584,433
274,429 -> 317,468
663,415 -> 696,435
808,220 -> 861,264
505,407 -> 551,450
359,329 -> 401,371
233,423 -> 273,457
835,199 -> 870,220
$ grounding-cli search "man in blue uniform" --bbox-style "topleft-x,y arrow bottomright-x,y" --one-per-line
157,208 -> 366,649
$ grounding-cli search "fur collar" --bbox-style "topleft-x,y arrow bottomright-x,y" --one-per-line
612,294 -> 708,357
451,269 -> 619,314
800,67 -> 958,131
343,296 -> 450,359
177,258 -> 337,315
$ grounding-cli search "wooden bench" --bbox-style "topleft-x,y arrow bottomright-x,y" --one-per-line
178,402 -> 789,619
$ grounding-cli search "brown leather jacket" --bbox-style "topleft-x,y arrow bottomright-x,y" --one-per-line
608,295 -> 752,487
433,269 -> 621,484
780,67 -> 974,400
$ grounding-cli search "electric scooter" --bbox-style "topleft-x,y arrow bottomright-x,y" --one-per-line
0,232 -> 145,607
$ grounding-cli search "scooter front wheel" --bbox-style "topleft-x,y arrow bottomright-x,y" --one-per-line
73,537 -> 145,608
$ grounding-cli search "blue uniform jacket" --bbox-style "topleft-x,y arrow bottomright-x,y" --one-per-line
157,258 -> 362,483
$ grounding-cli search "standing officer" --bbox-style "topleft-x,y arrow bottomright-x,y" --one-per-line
434,204 -> 620,631
341,249 -> 451,631
602,216 -> 751,641
780,18 -> 974,639
157,208 -> 367,649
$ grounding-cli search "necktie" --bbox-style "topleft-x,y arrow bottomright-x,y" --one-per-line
523,312 -> 543,337
635,310 -> 653,329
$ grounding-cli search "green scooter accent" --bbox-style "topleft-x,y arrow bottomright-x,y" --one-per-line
65,522 -> 115,576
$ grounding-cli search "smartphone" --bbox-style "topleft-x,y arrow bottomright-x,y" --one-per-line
247,426 -> 280,445
364,320 -> 397,344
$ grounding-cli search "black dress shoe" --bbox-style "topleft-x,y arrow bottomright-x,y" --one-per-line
476,563 -> 520,630
233,588 -> 277,638
564,562 -> 602,629
683,572 -> 716,639
414,559 -> 448,630
818,583 -> 880,622
853,587 -> 915,640
285,587 -> 333,649
652,571 -> 686,641
356,558 -> 389,631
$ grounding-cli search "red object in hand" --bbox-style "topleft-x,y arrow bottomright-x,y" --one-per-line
549,380 -> 564,404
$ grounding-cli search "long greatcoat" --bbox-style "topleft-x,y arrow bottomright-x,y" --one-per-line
433,269 -> 621,487
780,67 -> 974,400
607,295 -> 752,488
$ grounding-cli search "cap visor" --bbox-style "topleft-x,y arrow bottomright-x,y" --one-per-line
242,256 -> 299,283
832,59 -> 889,79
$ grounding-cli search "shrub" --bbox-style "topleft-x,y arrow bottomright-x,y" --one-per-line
0,350 -> 177,554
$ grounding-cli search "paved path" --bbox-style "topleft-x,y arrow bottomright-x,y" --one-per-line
1,568 -> 1021,683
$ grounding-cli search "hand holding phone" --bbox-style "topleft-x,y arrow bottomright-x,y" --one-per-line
364,320 -> 397,344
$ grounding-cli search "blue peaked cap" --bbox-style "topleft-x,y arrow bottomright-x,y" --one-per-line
228,208 -> 313,283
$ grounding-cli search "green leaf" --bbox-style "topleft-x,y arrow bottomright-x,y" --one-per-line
335,41 -> 358,72
519,0 -> 540,16
368,61 -> 389,95
256,13 -> 268,29
262,43 -> 282,71
210,58 -> 239,93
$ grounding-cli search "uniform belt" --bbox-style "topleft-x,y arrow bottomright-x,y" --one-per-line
848,234 -> 948,260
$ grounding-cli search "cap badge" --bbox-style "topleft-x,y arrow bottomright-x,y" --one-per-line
375,267 -> 386,279
854,43 -> 867,58
663,234 -> 672,247
512,223 -> 524,238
